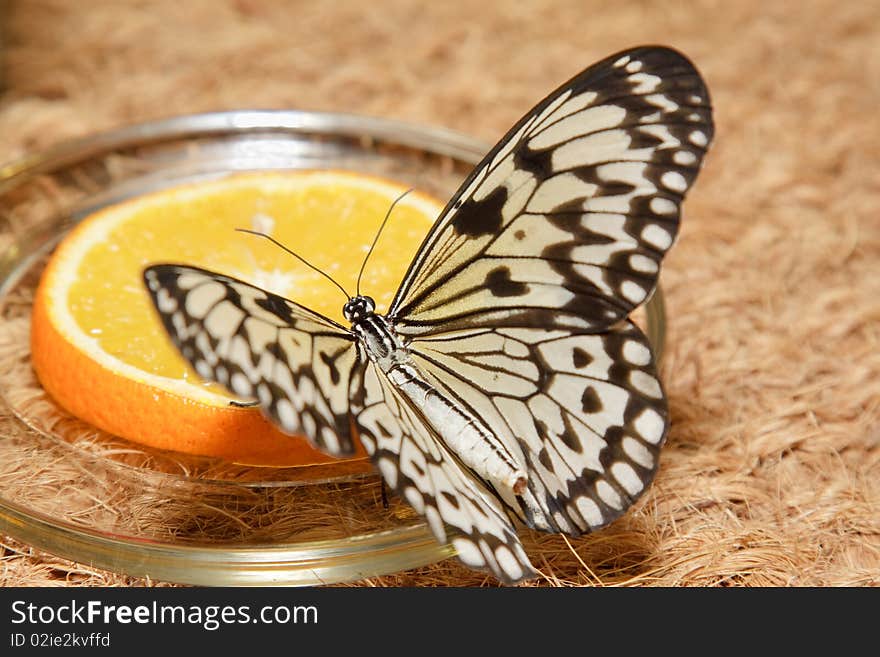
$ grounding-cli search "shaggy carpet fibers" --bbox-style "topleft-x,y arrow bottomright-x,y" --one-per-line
0,0 -> 877,586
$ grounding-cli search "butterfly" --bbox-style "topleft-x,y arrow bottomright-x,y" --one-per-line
144,46 -> 713,584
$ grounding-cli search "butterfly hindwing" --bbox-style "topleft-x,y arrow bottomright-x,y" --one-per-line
408,321 -> 666,535
351,358 -> 537,584
144,264 -> 359,455
389,46 -> 712,336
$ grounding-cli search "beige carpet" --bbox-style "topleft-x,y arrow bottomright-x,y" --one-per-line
0,0 -> 877,586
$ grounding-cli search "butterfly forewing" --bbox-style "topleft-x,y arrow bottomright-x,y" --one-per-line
144,265 -> 360,456
388,46 -> 712,336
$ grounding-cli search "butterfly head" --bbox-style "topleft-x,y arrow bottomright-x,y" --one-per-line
343,295 -> 376,323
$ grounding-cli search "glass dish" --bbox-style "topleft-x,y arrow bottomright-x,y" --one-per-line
0,110 -> 666,585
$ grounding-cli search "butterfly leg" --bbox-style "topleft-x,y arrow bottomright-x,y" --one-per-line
228,399 -> 260,408
379,478 -> 389,510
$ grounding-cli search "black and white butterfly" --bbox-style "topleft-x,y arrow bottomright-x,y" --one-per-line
144,46 -> 713,584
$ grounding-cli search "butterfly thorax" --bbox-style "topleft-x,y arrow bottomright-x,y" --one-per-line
348,300 -> 405,367
347,297 -> 528,496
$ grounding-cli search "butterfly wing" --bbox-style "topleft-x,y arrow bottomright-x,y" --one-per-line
388,46 -> 713,335
144,264 -> 360,455
406,322 -> 666,536
351,356 -> 537,584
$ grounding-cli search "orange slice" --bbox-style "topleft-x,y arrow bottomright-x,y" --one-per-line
31,171 -> 442,466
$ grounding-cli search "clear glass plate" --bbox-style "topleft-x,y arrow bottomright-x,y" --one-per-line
0,110 -> 666,585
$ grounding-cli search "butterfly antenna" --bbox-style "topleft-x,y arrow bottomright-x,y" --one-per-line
235,228 -> 351,301
356,188 -> 413,296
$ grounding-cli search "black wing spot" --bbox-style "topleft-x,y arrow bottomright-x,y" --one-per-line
538,447 -> 554,473
375,419 -> 395,439
319,349 -> 344,385
485,266 -> 528,297
572,347 -> 593,369
560,431 -> 583,454
255,293 -> 293,322
514,143 -> 553,178
408,459 -> 426,478
450,186 -> 507,237
441,491 -> 461,509
581,386 -> 603,414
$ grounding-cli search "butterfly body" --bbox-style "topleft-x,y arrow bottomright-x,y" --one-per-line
351,302 -> 528,496
144,46 -> 714,584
